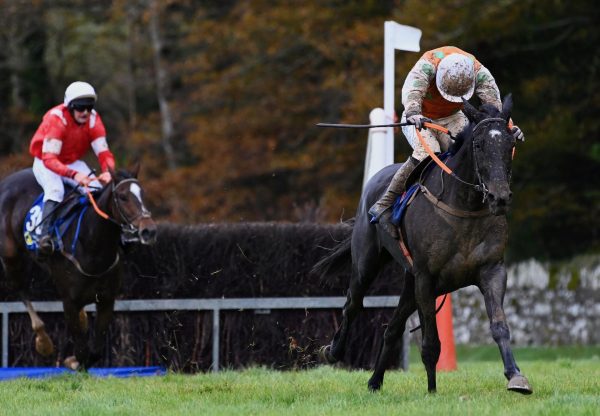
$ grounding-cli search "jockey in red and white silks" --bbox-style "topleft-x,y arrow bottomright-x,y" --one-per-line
29,81 -> 115,203
28,81 -> 115,255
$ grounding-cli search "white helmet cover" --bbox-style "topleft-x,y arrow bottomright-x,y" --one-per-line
64,81 -> 97,106
436,54 -> 475,103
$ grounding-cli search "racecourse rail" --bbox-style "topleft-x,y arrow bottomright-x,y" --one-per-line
0,296 -> 409,370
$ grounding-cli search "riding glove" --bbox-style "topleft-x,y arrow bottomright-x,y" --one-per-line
511,125 -> 525,142
407,114 -> 431,129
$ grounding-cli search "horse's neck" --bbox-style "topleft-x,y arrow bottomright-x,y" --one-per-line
84,190 -> 120,246
429,144 -> 485,211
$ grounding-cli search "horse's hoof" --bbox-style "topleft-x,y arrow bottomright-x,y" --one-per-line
368,378 -> 382,392
35,333 -> 55,356
64,356 -> 80,371
318,345 -> 338,364
507,374 -> 533,394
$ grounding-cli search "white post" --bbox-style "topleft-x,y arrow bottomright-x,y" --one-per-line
383,21 -> 422,167
363,108 -> 387,190
363,22 -> 421,189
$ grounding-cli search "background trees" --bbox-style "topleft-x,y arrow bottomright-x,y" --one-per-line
0,0 -> 597,261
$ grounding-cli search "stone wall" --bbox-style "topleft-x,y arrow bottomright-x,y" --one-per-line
448,256 -> 600,346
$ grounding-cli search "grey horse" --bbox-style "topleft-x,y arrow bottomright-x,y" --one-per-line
313,95 -> 532,394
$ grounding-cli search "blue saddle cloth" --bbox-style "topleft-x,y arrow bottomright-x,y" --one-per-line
390,184 -> 419,226
23,193 -> 91,252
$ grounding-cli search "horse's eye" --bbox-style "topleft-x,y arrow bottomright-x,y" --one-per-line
118,193 -> 128,202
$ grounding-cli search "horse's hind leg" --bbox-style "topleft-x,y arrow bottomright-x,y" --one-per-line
24,300 -> 55,356
479,264 -> 532,394
368,273 -> 416,391
2,255 -> 54,357
322,235 -> 387,363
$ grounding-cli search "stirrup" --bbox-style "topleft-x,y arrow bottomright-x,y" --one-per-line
368,205 -> 391,224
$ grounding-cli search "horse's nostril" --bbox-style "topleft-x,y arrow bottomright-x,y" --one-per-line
488,193 -> 496,202
140,227 -> 157,243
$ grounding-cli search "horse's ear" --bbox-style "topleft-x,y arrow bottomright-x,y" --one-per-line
462,98 -> 484,123
501,93 -> 513,121
129,161 -> 141,178
108,166 -> 117,180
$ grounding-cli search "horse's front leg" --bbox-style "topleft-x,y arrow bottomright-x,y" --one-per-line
479,263 -> 533,394
62,302 -> 89,370
88,297 -> 115,367
368,273 -> 416,391
414,272 -> 440,393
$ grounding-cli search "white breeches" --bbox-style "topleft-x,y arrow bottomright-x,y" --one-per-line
32,158 -> 102,202
401,111 -> 469,161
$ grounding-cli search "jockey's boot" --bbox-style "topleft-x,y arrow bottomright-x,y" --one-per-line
37,200 -> 59,257
368,157 -> 419,239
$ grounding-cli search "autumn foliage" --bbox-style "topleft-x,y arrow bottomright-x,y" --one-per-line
0,0 -> 597,260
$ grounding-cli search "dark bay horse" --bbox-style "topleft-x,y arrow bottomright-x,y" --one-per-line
313,96 -> 532,394
0,165 -> 157,369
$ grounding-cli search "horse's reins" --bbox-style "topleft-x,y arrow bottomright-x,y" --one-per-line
317,119 -> 499,199
86,178 -> 151,229
416,121 -> 496,199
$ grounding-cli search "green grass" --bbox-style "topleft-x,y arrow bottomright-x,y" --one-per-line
0,347 -> 598,416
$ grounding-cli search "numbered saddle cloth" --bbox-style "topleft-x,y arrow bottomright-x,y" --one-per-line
23,194 -> 91,252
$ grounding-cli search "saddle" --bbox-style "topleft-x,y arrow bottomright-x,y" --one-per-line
391,152 -> 450,226
23,191 -> 93,253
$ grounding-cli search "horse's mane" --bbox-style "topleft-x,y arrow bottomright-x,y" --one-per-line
95,169 -> 136,199
113,169 -> 136,182
448,124 -> 473,156
448,103 -> 503,156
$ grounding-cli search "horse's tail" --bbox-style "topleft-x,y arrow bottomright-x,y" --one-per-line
311,219 -> 354,283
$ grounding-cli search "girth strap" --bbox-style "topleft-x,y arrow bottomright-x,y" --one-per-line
60,249 -> 120,278
395,184 -> 490,270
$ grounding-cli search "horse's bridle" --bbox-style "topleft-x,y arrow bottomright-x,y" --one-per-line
471,117 -> 515,202
437,117 -> 509,202
417,117 -> 513,216
108,178 -> 152,244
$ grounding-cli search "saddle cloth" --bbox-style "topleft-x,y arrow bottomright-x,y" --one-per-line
23,192 -> 91,252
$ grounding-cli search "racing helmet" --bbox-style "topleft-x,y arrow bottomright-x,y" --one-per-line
64,81 -> 97,107
436,54 -> 475,103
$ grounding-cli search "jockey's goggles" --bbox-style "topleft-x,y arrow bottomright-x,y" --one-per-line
72,103 -> 94,112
